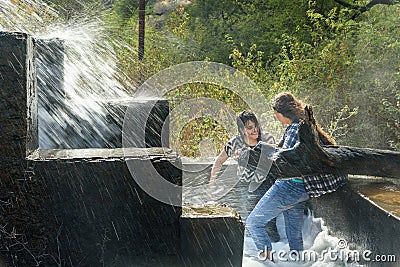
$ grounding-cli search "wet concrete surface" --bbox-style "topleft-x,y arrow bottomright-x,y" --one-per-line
181,206 -> 244,267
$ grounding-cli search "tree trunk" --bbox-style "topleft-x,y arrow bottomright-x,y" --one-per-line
138,0 -> 146,61
244,106 -> 400,180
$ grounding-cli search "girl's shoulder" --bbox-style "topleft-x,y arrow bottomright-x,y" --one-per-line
279,123 -> 300,149
285,122 -> 300,134
261,131 -> 276,145
227,134 -> 242,144
225,134 -> 246,149
288,122 -> 300,128
224,134 -> 246,157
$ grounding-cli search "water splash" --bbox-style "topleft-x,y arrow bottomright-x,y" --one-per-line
242,213 -> 360,266
35,20 -> 135,148
1,0 -> 139,148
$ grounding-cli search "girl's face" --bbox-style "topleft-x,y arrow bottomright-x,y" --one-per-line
274,111 -> 292,126
243,120 -> 259,142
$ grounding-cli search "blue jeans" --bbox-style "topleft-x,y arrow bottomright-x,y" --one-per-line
246,180 -> 309,252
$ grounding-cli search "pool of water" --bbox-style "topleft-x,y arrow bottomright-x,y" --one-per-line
348,176 -> 400,218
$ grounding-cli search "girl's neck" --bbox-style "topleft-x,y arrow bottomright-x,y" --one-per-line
246,138 -> 258,146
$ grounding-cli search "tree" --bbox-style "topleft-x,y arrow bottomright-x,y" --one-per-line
42,0 -> 109,19
332,0 -> 400,18
138,0 -> 146,60
185,0 -> 331,64
271,1 -> 400,150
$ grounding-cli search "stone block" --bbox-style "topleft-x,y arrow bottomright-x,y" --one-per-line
28,148 -> 182,266
180,206 -> 245,267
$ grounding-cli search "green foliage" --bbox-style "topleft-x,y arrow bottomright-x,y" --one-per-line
339,5 -> 400,149
43,0 -> 109,19
326,105 -> 359,140
238,1 -> 400,150
105,0 -> 399,153
382,93 -> 400,150
269,3 -> 359,143
176,117 -> 229,158
165,5 -> 190,39
110,0 -> 139,23
103,1 -> 200,90
166,82 -> 251,157
230,44 -> 268,84
184,0 -> 338,65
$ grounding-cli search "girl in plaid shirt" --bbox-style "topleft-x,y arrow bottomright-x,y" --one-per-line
246,92 -> 347,262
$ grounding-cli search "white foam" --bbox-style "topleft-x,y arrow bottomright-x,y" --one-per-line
243,212 -> 362,267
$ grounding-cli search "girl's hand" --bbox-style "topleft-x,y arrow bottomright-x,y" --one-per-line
234,148 -> 243,160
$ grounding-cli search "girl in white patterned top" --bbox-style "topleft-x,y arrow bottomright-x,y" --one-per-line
210,110 -> 281,242
210,111 -> 275,184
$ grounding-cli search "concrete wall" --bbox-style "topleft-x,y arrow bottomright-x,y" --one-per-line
0,31 -> 242,267
0,31 -> 40,266
181,206 -> 244,267
0,32 -> 36,158
309,182 -> 400,267
0,31 -> 182,267
30,149 -> 182,266
183,162 -> 400,266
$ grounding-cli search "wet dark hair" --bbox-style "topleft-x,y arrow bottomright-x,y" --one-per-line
272,92 -> 336,145
237,110 -> 262,143
271,92 -> 305,123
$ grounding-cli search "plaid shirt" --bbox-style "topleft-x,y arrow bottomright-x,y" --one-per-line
279,123 -> 347,198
